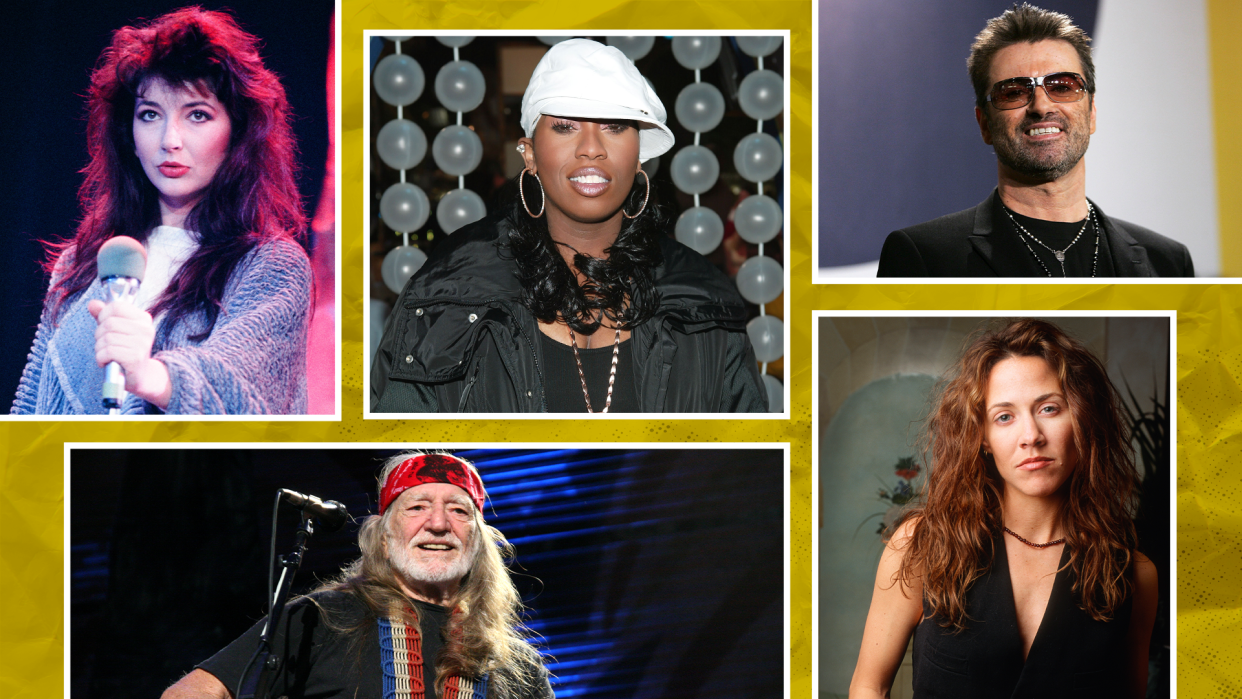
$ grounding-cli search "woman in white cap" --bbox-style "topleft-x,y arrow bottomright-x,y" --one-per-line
372,38 -> 766,413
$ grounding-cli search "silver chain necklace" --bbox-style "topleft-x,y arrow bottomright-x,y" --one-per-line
1003,202 -> 1099,277
567,327 -> 620,413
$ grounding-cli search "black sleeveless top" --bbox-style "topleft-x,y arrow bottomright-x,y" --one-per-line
912,536 -> 1132,698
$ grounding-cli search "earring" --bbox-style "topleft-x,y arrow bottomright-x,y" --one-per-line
621,168 -> 650,219
519,168 -> 545,218
516,143 -> 526,154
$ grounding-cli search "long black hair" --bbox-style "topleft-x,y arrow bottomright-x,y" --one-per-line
507,171 -> 665,334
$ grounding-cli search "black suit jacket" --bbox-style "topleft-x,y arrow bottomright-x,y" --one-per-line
877,190 -> 1195,277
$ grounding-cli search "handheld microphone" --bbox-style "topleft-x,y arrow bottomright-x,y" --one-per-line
279,489 -> 350,532
96,237 -> 147,414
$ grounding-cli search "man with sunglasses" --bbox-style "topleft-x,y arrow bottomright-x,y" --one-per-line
877,3 -> 1194,277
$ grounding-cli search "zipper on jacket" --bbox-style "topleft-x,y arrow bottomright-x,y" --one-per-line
509,321 -> 547,412
457,369 -> 479,412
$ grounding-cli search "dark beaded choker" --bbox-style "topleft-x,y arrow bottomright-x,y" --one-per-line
1004,526 -> 1066,549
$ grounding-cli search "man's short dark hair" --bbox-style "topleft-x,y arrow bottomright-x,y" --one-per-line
967,3 -> 1096,110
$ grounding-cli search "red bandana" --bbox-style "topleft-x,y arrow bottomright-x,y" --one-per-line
380,454 -> 486,514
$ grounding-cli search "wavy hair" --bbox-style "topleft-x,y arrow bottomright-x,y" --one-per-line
312,453 -> 544,699
47,7 -> 305,337
897,319 -> 1139,629
506,171 -> 665,334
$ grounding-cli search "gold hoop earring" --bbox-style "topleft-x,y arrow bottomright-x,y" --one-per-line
622,168 -> 650,219
519,168 -> 545,218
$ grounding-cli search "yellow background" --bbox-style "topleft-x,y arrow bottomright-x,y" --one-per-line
4,1 -> 1240,696
1210,0 -> 1242,274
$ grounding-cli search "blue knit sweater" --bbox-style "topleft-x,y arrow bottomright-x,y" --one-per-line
11,237 -> 311,415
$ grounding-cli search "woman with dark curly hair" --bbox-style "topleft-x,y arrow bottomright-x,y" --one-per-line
371,39 -> 766,413
12,7 -> 311,415
850,319 -> 1158,698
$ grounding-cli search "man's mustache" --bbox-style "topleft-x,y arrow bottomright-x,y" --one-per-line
1017,114 -> 1069,133
408,532 -> 464,549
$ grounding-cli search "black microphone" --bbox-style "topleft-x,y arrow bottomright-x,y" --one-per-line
279,489 -> 349,532
96,236 -> 147,414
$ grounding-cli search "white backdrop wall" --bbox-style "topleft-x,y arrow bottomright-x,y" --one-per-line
1088,0 -> 1219,275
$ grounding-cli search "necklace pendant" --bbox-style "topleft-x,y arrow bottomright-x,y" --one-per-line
1054,251 -> 1065,262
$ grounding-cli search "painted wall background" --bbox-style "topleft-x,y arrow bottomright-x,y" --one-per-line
818,373 -> 936,696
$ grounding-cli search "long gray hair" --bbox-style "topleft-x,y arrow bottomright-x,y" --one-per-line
311,452 -> 544,698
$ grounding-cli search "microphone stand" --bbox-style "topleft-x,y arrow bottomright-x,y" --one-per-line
236,512 -> 319,699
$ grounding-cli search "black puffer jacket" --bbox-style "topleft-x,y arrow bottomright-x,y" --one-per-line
371,214 -> 768,413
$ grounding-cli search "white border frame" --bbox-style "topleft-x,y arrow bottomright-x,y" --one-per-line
64,440 -> 792,699
361,30 -> 792,420
810,309 -> 1178,698
6,0 -> 345,422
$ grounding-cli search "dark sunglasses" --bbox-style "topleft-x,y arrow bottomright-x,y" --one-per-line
986,72 -> 1087,110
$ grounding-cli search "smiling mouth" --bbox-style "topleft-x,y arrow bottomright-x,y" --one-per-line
567,170 -> 612,197
418,543 -> 453,551
1026,126 -> 1062,137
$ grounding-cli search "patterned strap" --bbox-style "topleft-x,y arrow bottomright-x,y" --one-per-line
379,616 -> 424,699
379,614 -> 488,699
444,675 -> 488,699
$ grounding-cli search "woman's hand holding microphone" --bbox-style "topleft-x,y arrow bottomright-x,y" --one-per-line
88,299 -> 172,409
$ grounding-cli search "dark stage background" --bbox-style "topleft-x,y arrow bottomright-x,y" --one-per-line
0,0 -> 333,408
69,447 -> 785,698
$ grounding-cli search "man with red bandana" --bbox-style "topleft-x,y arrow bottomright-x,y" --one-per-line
877,3 -> 1193,278
162,453 -> 552,699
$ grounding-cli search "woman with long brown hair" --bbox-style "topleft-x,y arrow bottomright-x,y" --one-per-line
850,319 -> 1158,698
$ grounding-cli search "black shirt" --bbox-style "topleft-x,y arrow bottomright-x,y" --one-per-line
998,203 -> 1117,277
539,331 -> 638,413
197,591 -> 550,699
912,537 -> 1132,698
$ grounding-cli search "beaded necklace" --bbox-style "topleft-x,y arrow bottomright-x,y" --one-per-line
1003,526 -> 1066,549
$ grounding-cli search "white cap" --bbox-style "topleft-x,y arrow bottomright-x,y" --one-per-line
520,38 -> 674,163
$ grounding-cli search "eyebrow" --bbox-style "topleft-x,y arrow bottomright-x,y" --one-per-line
987,392 -> 1063,411
405,492 -> 472,506
135,98 -> 215,110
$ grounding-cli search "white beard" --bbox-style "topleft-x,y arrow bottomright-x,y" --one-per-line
386,528 -> 476,585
